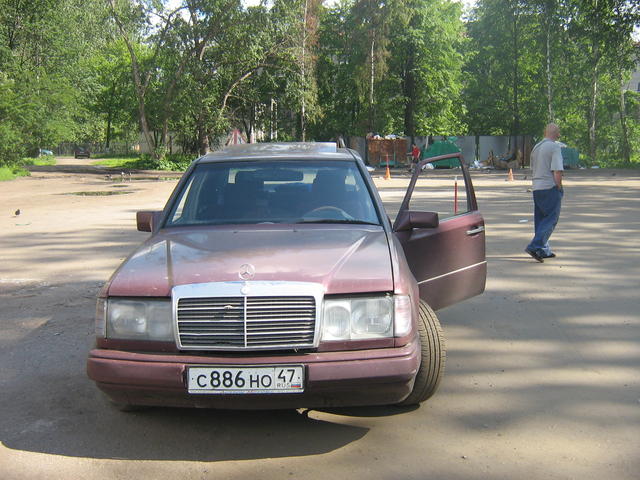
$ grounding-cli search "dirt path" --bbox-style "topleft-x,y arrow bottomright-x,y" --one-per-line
1,161 -> 638,480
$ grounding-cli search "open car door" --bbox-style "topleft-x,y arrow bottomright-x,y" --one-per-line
393,153 -> 486,310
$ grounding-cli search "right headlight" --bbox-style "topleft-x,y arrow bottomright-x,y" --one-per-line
321,295 -> 412,341
101,298 -> 173,341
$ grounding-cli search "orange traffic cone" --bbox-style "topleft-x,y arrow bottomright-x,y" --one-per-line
385,164 -> 391,180
507,168 -> 514,181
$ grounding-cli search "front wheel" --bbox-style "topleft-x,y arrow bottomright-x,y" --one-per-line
398,300 -> 445,405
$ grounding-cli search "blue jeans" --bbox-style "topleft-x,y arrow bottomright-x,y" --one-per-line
527,186 -> 563,255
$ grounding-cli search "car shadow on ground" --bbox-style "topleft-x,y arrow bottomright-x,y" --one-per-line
313,404 -> 419,417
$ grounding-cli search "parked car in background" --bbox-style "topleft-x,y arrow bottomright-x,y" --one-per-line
74,146 -> 91,158
38,148 -> 54,157
87,142 -> 486,411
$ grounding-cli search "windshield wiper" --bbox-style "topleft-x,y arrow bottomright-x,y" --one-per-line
295,219 -> 380,226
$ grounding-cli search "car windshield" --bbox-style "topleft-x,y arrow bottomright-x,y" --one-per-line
166,160 -> 381,227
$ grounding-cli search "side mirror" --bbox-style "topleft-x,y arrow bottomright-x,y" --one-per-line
393,210 -> 439,232
136,211 -> 163,232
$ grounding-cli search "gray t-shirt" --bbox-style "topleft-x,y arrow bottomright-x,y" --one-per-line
531,139 -> 563,191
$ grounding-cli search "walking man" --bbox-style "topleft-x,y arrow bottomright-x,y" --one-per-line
525,123 -> 564,263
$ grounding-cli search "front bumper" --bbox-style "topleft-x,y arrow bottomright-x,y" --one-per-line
87,340 -> 421,409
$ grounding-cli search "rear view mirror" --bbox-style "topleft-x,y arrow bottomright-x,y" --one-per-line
136,211 -> 163,232
393,211 -> 439,232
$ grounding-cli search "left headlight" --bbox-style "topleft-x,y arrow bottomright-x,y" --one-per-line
106,298 -> 173,341
322,296 -> 394,341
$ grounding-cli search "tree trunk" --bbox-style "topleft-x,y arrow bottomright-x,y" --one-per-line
246,104 -> 256,143
197,109 -> 209,155
619,75 -> 631,165
270,98 -> 277,141
300,0 -> 308,142
511,5 -> 519,140
369,34 -> 375,133
108,0 -> 156,158
105,111 -> 112,151
544,1 -> 554,122
588,43 -> 600,165
403,46 -> 416,142
105,82 -> 116,151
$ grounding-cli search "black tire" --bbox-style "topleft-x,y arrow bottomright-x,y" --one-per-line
398,300 -> 445,405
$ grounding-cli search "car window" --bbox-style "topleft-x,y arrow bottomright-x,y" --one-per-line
407,168 -> 469,220
166,160 -> 381,226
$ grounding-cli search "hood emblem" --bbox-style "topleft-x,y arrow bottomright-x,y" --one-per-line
239,263 -> 255,281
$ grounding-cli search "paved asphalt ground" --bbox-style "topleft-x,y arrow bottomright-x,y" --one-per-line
1,158 -> 638,480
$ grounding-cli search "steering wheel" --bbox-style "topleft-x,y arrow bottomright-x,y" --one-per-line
301,206 -> 353,220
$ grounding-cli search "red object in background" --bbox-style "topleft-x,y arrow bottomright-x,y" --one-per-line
411,145 -> 420,162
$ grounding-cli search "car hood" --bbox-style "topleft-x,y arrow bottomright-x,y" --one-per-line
106,225 -> 393,297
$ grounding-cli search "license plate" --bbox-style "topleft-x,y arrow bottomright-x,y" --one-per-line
187,365 -> 304,394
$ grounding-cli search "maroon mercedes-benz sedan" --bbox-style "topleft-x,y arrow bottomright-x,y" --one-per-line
87,142 -> 486,410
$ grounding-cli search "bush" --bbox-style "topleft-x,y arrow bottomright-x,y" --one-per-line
157,153 -> 195,171
21,156 -> 56,166
93,153 -> 196,171
0,165 -> 30,181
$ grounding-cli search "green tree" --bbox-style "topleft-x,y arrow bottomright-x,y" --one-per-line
566,0 -> 640,163
464,0 -> 546,137
312,1 -> 361,139
390,0 -> 467,138
0,0 -> 110,164
88,40 -> 139,151
350,0 -> 394,132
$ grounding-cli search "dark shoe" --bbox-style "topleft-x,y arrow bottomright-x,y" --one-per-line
542,252 -> 556,258
525,248 -> 544,263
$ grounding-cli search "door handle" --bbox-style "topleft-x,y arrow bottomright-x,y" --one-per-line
466,226 -> 485,235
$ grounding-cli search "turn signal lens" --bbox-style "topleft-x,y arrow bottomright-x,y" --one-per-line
394,295 -> 412,337
95,298 -> 107,338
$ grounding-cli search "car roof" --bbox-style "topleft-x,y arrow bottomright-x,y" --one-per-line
197,142 -> 361,164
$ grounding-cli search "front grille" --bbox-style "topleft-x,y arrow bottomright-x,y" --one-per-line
177,296 -> 316,350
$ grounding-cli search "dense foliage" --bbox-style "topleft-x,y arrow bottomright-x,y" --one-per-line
1,0 -> 638,167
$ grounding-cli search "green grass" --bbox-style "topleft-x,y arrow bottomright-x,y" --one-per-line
0,156 -> 56,180
0,165 -> 30,181
21,156 -> 57,166
92,152 -> 140,159
92,157 -> 152,169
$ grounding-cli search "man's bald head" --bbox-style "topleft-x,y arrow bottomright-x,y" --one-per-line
544,123 -> 560,141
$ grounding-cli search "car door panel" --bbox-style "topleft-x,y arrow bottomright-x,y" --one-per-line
393,153 -> 486,310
